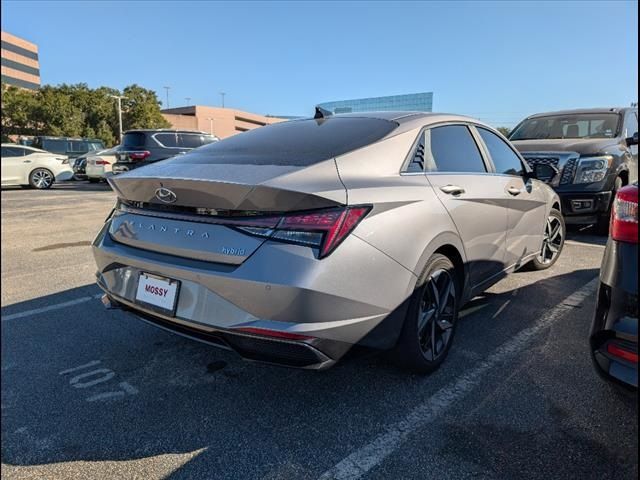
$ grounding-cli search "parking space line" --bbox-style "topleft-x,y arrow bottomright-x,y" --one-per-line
565,240 -> 605,249
318,277 -> 599,480
2,293 -> 103,322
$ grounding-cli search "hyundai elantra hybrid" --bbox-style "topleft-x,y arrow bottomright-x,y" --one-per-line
93,110 -> 564,372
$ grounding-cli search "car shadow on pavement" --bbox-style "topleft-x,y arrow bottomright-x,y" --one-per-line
2,265 -> 633,480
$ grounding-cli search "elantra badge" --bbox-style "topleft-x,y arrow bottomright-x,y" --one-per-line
155,187 -> 177,204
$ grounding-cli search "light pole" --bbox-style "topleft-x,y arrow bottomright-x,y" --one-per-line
219,92 -> 226,108
109,94 -> 127,143
163,86 -> 171,108
185,97 -> 192,106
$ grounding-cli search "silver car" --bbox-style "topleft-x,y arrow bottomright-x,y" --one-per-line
93,111 -> 564,372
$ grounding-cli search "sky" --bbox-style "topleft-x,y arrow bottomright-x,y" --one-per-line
1,0 -> 638,127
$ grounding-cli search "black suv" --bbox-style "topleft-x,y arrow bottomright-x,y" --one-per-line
27,136 -> 106,159
509,108 -> 638,233
112,129 -> 218,174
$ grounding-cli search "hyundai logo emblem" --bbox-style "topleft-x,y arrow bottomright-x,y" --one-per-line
155,187 -> 177,204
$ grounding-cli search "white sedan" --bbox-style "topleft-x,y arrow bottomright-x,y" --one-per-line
86,146 -> 119,183
1,144 -> 74,189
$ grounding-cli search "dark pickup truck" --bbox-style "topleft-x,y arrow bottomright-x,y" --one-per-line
509,107 -> 638,233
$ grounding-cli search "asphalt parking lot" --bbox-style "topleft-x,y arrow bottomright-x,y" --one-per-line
1,182 -> 638,480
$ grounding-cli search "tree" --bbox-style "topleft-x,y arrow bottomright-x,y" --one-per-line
122,84 -> 171,131
496,126 -> 511,137
1,82 -> 169,147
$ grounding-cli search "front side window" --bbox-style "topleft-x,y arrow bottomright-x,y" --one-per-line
477,128 -> 524,176
427,125 -> 486,173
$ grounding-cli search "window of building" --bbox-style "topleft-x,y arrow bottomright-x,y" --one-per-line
477,127 -> 524,176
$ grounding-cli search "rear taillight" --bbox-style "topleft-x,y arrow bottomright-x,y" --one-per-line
95,160 -> 110,165
235,206 -> 370,258
606,343 -> 638,363
129,151 -> 150,161
610,185 -> 638,243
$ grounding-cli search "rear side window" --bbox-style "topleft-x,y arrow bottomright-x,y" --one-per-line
169,117 -> 398,167
477,128 -> 524,176
428,125 -> 486,173
154,133 -> 215,149
123,132 -> 147,149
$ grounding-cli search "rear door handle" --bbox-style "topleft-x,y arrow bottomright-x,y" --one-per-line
507,186 -> 522,196
23,160 -> 32,163
440,184 -> 465,195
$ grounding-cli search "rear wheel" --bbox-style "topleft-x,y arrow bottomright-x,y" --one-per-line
29,168 -> 54,189
527,208 -> 565,270
393,254 -> 459,374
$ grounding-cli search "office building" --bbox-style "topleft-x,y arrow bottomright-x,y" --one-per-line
1,31 -> 40,90
317,92 -> 433,114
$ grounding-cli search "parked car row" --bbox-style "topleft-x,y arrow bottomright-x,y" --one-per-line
1,129 -> 218,189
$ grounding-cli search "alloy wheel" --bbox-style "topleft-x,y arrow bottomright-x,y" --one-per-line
417,269 -> 456,361
538,215 -> 563,264
32,169 -> 54,189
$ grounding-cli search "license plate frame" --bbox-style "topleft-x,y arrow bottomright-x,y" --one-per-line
135,272 -> 181,316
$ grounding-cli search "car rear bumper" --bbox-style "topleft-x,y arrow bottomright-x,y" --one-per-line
92,220 -> 416,369
590,239 -> 638,389
56,170 -> 75,182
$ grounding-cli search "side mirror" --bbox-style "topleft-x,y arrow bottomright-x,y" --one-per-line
527,163 -> 559,183
625,131 -> 638,147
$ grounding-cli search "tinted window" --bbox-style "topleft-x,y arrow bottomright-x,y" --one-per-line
41,139 -> 68,154
427,125 -> 486,173
170,117 -> 397,167
1,146 -> 25,157
180,134 -> 216,148
154,133 -> 179,148
477,128 -> 524,176
123,132 -> 147,149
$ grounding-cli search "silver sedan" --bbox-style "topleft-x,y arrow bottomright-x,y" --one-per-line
93,111 -> 564,372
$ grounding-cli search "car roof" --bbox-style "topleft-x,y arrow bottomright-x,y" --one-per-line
311,111 -> 482,125
525,107 -> 635,119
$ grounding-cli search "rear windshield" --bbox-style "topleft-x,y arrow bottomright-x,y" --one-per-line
123,132 -> 147,149
509,113 -> 621,140
168,117 -> 398,166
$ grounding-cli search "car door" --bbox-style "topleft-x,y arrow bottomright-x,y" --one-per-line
474,126 -> 548,269
423,124 -> 510,289
1,146 -> 26,184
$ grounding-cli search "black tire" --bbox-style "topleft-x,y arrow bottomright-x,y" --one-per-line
28,168 -> 55,189
595,177 -> 623,236
392,254 -> 460,374
527,208 -> 565,270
